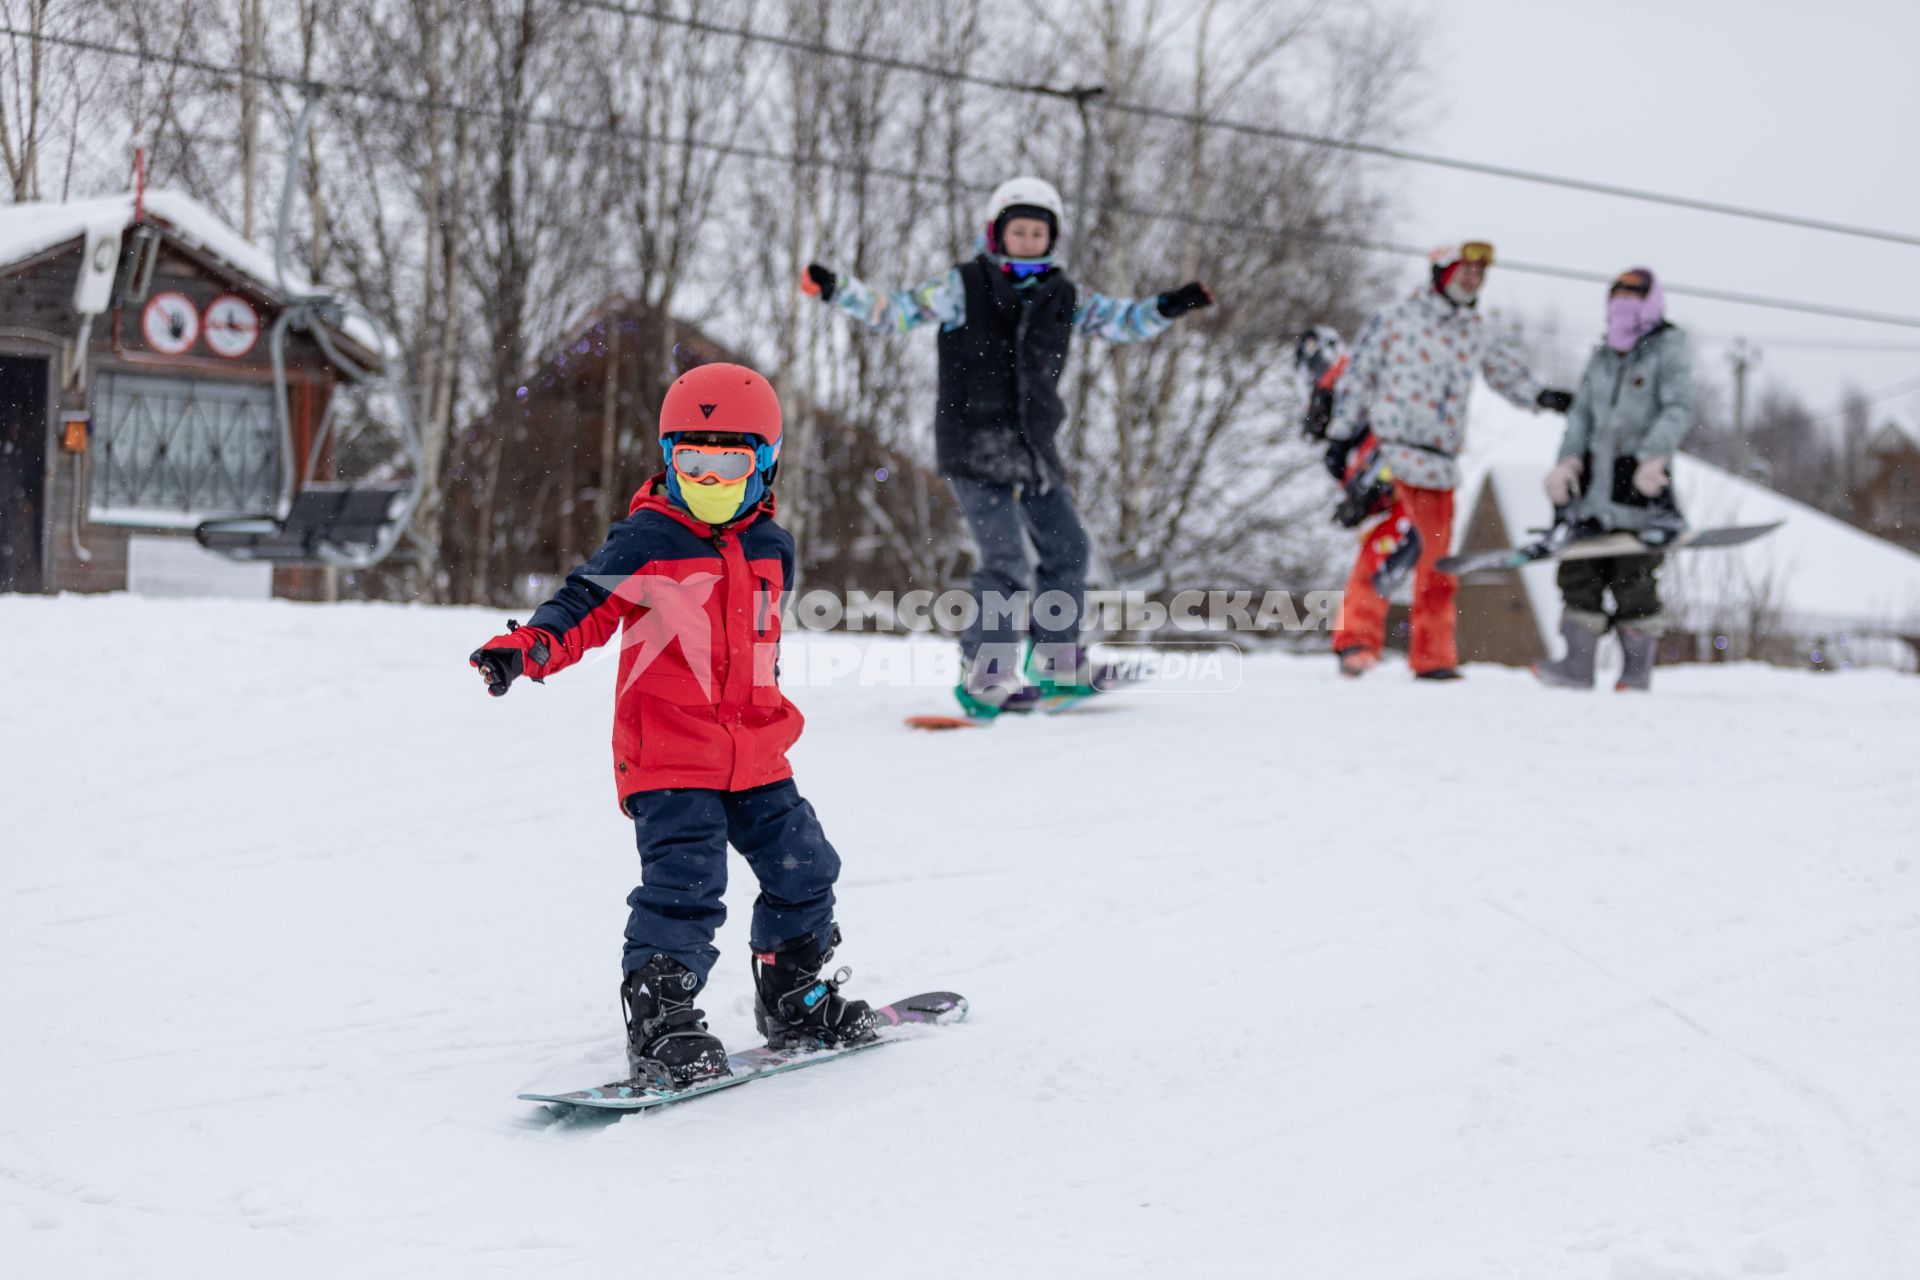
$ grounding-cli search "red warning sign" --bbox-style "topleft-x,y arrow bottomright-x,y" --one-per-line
203,294 -> 261,358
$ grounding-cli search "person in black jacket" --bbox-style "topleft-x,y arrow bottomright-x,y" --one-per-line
803,174 -> 1211,717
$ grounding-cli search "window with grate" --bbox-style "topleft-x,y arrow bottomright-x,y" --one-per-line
90,374 -> 280,527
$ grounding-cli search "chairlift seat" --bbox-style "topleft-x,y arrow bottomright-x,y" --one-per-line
195,483 -> 405,563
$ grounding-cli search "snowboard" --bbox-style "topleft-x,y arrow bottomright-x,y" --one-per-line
1438,521 -> 1782,577
519,991 -> 967,1113
906,686 -> 1123,731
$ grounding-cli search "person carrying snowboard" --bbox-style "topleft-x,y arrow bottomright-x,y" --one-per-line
801,175 -> 1213,717
1534,267 -> 1693,692
1294,326 -> 1422,597
468,363 -> 873,1089
1326,241 -> 1572,680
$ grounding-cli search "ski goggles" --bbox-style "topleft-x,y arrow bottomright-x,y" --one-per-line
1458,241 -> 1495,266
671,442 -> 760,483
1002,257 -> 1055,280
1610,272 -> 1652,297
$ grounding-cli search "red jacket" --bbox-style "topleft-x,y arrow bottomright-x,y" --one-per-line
523,476 -> 803,805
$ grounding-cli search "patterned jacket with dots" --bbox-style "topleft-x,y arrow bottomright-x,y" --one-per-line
1329,285 -> 1545,491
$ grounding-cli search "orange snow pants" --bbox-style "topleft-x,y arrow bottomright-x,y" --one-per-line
1333,483 -> 1457,674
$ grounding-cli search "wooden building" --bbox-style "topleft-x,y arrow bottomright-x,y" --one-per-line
1858,419 -> 1920,552
0,189 -> 385,600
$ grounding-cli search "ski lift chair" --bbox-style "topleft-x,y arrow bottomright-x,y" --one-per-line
193,300 -> 421,569
197,482 -> 409,563
194,93 -> 421,571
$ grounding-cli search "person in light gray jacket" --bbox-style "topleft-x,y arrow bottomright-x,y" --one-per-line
1534,267 -> 1692,692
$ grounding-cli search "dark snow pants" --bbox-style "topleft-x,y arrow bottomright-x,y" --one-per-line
621,779 -> 840,988
1557,554 -> 1664,625
948,475 -> 1092,674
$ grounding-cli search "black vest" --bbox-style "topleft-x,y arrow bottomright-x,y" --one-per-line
933,256 -> 1078,487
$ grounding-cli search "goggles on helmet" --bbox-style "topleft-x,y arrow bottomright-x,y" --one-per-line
671,441 -> 759,484
1458,241 -> 1495,266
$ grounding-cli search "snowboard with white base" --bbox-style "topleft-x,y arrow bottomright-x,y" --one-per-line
1439,521 -> 1782,577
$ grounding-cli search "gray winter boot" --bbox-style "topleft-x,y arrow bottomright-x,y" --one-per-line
1532,611 -> 1606,689
1615,623 -> 1660,692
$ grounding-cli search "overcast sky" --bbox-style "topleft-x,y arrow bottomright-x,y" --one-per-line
1370,0 -> 1920,429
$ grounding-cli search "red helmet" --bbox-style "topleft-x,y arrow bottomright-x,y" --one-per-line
659,362 -> 782,447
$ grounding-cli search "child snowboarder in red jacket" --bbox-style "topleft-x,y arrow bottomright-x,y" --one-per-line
469,363 -> 873,1087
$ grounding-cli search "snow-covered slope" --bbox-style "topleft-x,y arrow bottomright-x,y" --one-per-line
4,595 -> 1916,1279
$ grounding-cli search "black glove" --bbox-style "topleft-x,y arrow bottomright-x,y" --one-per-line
802,263 -> 837,302
469,620 -> 551,697
1301,387 -> 1335,440
1323,433 -> 1358,481
1536,388 -> 1574,413
1156,281 -> 1213,318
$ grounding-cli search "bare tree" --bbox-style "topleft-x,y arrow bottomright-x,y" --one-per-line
1041,0 -> 1417,586
49,0 -> 1428,608
1,0 -> 111,201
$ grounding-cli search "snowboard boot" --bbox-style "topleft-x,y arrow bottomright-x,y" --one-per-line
953,678 -> 1042,719
1532,611 -> 1606,689
752,926 -> 878,1050
1336,646 -> 1379,678
955,648 -> 1041,719
1615,623 -> 1660,692
1026,642 -> 1120,699
621,955 -> 730,1088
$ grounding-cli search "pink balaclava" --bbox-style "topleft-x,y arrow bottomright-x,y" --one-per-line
1606,268 -> 1665,353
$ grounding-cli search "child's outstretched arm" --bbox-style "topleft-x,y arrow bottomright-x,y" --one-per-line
1076,280 -> 1212,343
467,518 -> 654,696
801,263 -> 966,335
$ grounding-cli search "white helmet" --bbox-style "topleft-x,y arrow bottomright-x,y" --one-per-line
982,175 -> 1065,262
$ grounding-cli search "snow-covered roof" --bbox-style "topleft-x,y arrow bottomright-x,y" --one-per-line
1458,394 -> 1920,638
0,188 -> 381,354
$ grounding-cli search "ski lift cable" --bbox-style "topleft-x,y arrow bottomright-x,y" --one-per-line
14,24 -> 1920,331
1807,371 -> 1920,425
568,0 -> 1920,251
1686,333 -> 1920,353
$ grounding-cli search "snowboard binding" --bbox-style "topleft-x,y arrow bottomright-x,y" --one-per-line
753,926 -> 878,1050
1332,433 -> 1397,530
621,956 -> 731,1088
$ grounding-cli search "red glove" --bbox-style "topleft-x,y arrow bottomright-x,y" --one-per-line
469,621 -> 556,696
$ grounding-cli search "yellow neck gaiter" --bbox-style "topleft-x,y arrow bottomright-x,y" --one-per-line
682,476 -> 750,525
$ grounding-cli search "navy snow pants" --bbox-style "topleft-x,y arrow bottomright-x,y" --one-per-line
948,476 -> 1092,672
621,779 -> 840,988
